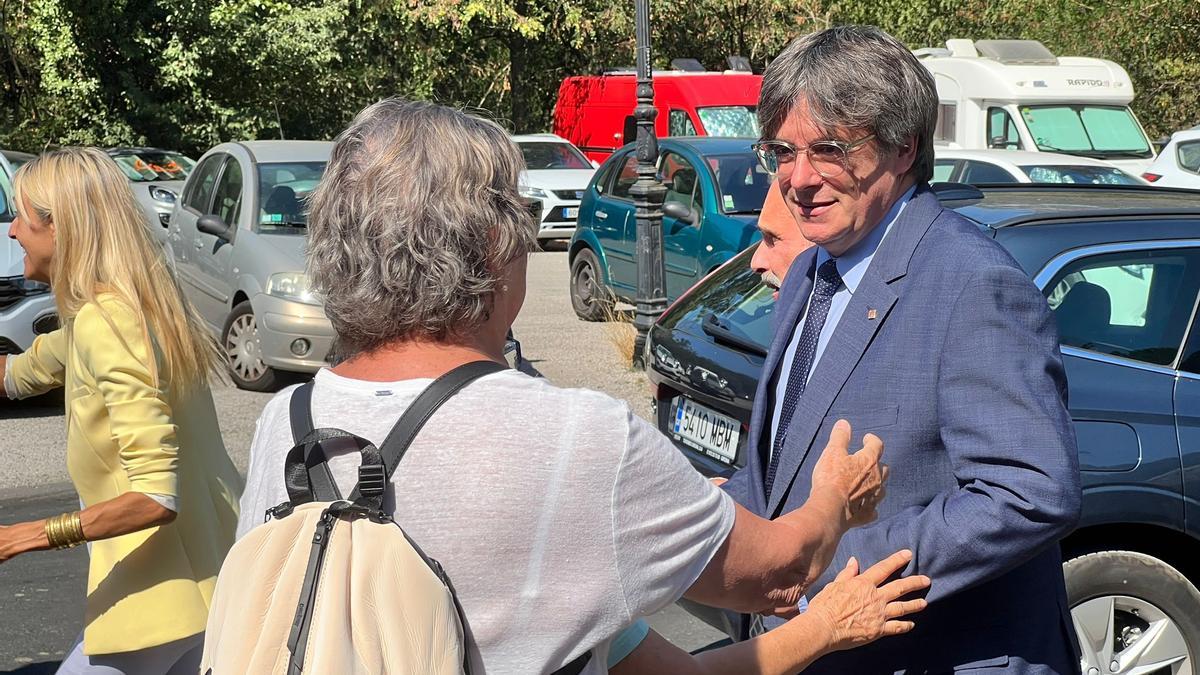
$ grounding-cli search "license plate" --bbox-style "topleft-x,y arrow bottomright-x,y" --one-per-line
563,207 -> 579,219
672,397 -> 740,464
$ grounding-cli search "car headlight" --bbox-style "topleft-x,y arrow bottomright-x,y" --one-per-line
520,186 -> 550,199
266,272 -> 320,305
149,185 -> 178,205
19,278 -> 50,296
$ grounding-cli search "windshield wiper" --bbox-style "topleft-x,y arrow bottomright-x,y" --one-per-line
703,314 -> 768,357
1037,143 -> 1106,159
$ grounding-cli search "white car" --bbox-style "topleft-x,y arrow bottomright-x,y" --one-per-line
933,148 -> 1145,186
1142,127 -> 1200,189
513,134 -> 597,246
0,149 -> 57,357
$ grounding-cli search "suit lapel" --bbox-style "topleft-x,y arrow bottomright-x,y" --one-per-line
745,248 -> 816,513
766,270 -> 897,516
764,186 -> 945,516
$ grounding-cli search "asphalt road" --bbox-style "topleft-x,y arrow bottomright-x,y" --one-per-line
0,248 -> 726,670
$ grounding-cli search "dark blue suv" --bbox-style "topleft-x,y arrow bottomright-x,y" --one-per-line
647,184 -> 1200,672
568,137 -> 767,320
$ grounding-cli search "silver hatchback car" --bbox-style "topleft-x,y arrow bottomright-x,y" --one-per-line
167,141 -> 333,390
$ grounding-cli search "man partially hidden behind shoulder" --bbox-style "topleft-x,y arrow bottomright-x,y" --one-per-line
722,25 -> 1084,674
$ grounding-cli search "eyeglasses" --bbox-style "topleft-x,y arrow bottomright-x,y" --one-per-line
751,134 -> 876,178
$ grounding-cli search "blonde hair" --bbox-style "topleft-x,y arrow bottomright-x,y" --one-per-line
14,147 -> 221,390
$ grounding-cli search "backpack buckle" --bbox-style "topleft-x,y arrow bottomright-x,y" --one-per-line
358,464 -> 387,498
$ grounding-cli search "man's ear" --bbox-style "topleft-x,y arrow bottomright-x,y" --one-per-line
896,136 -> 919,174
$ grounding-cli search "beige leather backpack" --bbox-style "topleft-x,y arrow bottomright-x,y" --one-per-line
201,363 -> 504,674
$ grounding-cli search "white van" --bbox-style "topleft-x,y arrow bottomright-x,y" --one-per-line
916,39 -> 1156,174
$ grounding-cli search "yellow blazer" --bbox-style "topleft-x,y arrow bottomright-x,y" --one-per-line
6,294 -> 242,655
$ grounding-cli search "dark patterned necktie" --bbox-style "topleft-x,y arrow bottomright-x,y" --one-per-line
764,257 -> 842,500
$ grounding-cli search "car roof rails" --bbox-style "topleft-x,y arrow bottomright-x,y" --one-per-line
931,182 -> 985,202
670,58 -> 706,72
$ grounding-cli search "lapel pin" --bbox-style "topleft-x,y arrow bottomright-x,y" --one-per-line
867,309 -> 878,320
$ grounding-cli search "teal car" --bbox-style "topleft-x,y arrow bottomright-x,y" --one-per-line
568,137 -> 768,320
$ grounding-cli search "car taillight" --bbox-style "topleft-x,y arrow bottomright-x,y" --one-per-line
1142,172 -> 1162,182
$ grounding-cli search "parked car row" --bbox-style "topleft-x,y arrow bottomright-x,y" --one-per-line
642,183 -> 1200,669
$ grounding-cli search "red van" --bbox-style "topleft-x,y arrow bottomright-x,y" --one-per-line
552,72 -> 763,163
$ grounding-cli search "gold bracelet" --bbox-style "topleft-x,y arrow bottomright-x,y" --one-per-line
43,512 -> 86,550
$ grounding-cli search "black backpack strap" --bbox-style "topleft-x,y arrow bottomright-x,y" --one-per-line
346,360 -> 506,502
289,380 -> 316,443
551,652 -> 592,675
287,382 -> 342,502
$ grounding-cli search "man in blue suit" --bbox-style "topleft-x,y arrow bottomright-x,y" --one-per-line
723,26 -> 1083,673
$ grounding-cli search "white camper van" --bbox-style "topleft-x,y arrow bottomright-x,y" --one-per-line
916,39 -> 1156,174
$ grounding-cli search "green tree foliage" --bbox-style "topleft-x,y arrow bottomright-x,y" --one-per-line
0,0 -> 1195,155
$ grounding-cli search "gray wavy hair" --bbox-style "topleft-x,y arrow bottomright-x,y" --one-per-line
306,98 -> 535,355
758,25 -> 938,183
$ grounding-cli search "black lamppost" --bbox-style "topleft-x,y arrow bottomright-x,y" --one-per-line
629,0 -> 667,369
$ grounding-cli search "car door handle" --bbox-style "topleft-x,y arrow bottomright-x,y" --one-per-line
596,211 -> 608,220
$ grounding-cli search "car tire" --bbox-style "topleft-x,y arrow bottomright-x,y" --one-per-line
1066,550 -> 1200,674
222,301 -> 280,392
570,248 -> 614,322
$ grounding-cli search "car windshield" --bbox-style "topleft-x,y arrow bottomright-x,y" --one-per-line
1019,165 -> 1143,185
662,244 -> 773,354
110,151 -> 196,182
707,153 -> 772,214
518,142 -> 591,170
257,161 -> 327,233
697,106 -> 760,137
1019,105 -> 1152,159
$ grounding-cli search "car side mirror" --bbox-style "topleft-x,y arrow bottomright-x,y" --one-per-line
197,214 -> 232,241
663,201 -> 698,225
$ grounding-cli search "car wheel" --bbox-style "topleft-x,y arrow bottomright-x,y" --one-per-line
222,301 -> 279,392
570,248 -> 614,322
1067,551 -> 1200,675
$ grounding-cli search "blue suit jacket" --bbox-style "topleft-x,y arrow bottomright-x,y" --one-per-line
724,186 -> 1083,674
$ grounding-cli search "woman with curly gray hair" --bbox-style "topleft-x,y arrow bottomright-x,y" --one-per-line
236,98 -> 924,673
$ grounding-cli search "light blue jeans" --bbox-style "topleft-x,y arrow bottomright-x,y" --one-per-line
55,632 -> 202,675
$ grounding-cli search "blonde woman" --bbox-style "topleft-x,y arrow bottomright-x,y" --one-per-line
0,147 -> 242,674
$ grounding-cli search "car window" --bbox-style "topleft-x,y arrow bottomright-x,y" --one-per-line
987,108 -> 1023,150
1045,248 -> 1200,366
932,160 -> 956,182
593,157 -> 618,196
257,161 -> 327,233
960,160 -> 1017,184
609,154 -> 639,201
659,151 -> 702,212
1178,140 -> 1200,174
669,110 -> 697,137
0,168 -> 13,221
517,142 -> 590,170
212,158 -> 243,225
184,155 -> 224,213
696,106 -> 760,137
708,153 -> 771,214
1019,165 -> 1142,185
109,151 -> 195,182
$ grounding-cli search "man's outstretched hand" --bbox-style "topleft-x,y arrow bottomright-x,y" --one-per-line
811,419 -> 888,528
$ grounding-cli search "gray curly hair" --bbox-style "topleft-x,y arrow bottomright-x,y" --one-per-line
758,26 -> 938,183
306,98 -> 535,355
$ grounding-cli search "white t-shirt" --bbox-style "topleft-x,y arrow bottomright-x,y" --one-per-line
238,367 -> 735,674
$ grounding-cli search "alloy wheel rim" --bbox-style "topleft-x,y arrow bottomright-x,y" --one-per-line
1073,595 -> 1192,675
226,313 -> 267,381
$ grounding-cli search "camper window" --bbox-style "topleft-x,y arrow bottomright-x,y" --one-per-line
697,106 -> 760,137
988,108 -> 1023,150
1019,105 -> 1152,158
935,104 -> 957,143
